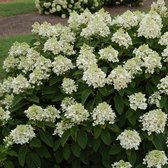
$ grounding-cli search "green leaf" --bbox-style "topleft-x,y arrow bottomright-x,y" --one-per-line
4,161 -> 14,168
70,126 -> 78,141
26,153 -> 41,168
7,150 -> 17,157
60,131 -> 70,147
98,86 -> 114,97
114,95 -> 124,114
53,140 -> 60,151
27,95 -> 39,104
152,135 -> 165,150
63,145 -> 71,160
18,146 -> 28,167
93,138 -> 101,152
109,144 -> 122,155
12,95 -> 23,107
49,76 -> 62,86
39,130 -> 54,148
127,150 -> 136,165
81,87 -> 92,104
94,126 -> 102,139
42,86 -> 57,95
128,112 -> 137,126
101,129 -> 111,145
126,109 -> 135,118
77,131 -> 88,149
160,95 -> 167,108
71,143 -> 81,157
35,146 -> 50,158
29,138 -> 42,148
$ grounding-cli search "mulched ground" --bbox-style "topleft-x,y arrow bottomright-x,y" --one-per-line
0,0 -> 167,38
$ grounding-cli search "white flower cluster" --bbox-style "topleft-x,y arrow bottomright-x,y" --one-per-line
54,100 -> 89,137
4,124 -> 36,146
112,160 -> 132,168
92,102 -> 116,126
0,107 -> 10,125
81,9 -> 111,38
98,46 -> 119,63
25,104 -> 60,123
0,94 -> 14,109
62,78 -> 78,94
107,65 -> 132,90
143,150 -> 168,168
111,10 -> 139,29
52,55 -> 74,75
117,130 -> 141,150
64,103 -> 89,124
133,44 -> 162,74
68,10 -> 92,30
76,45 -> 97,70
83,64 -> 106,88
43,37 -> 75,56
123,57 -> 142,76
60,97 -> 76,112
162,46 -> 168,62
157,75 -> 168,95
159,32 -> 168,46
138,11 -> 163,39
148,92 -> 161,108
111,28 -> 132,48
53,120 -> 74,137
139,109 -> 167,135
151,0 -> 168,16
129,92 -> 147,111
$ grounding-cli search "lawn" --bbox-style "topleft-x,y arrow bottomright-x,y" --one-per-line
0,0 -> 36,16
0,34 -> 33,80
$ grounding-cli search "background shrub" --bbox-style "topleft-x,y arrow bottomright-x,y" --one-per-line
0,0 -> 168,168
35,0 -> 143,17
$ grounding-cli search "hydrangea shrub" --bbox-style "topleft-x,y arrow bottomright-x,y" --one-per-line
0,0 -> 168,167
35,0 -> 143,17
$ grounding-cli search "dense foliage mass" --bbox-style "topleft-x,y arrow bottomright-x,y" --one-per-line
35,0 -> 143,17
0,0 -> 168,167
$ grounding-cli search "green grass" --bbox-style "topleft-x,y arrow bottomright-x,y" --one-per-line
0,0 -> 36,16
0,34 -> 34,80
